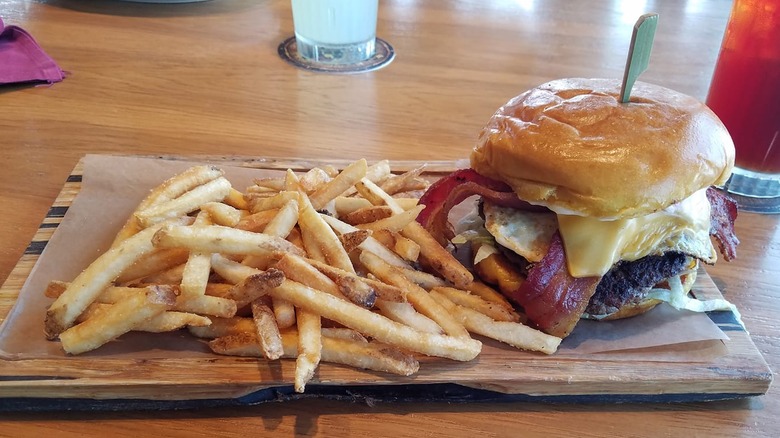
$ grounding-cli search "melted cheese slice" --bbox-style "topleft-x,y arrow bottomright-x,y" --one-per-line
557,188 -> 716,277
483,188 -> 717,278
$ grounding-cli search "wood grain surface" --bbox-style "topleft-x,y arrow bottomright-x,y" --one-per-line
1,0 -> 777,437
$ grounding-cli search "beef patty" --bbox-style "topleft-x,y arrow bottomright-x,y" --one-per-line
585,252 -> 689,317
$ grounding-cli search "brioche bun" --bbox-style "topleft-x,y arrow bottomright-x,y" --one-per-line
470,78 -> 735,219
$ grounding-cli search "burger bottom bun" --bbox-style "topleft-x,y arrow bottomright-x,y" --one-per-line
592,269 -> 699,321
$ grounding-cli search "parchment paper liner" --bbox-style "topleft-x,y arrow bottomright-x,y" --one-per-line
0,155 -> 729,363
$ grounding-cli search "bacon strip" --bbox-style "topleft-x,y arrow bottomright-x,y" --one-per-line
506,233 -> 600,338
417,169 -> 544,246
418,169 -> 741,339
706,187 -> 739,261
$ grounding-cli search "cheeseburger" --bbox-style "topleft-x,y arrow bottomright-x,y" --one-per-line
417,78 -> 739,338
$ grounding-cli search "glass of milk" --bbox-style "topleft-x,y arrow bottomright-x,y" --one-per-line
291,0 -> 379,64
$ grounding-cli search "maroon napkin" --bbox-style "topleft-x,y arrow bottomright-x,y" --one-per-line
0,17 -> 65,85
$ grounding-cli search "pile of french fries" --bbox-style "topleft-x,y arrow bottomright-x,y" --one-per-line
43,159 -> 561,392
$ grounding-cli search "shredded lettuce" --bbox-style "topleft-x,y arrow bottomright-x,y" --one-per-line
646,275 -> 744,329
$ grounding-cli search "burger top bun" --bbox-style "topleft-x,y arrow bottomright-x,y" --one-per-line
470,78 -> 735,219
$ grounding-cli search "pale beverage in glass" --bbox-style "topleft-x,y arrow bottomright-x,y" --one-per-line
291,0 -> 379,64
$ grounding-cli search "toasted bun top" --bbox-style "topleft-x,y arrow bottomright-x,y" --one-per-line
470,78 -> 735,218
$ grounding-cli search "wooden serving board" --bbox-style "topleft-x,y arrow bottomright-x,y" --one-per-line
0,155 -> 771,411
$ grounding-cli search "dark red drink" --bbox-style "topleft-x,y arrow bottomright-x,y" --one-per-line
706,0 -> 780,175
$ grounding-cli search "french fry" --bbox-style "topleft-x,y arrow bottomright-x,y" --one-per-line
210,254 -> 262,283
360,251 -> 470,339
269,280 -> 481,361
174,295 -> 236,318
188,316 -> 256,338
262,199 -> 298,238
111,165 -> 224,246
299,222 -> 327,263
394,198 -> 420,210
331,159 -> 390,199
225,269 -> 286,309
204,283 -> 235,298
153,224 -> 304,258
379,165 -> 429,195
354,180 -> 385,206
334,197 -> 418,217
405,223 -> 473,289
464,281 -> 518,312
287,227 -> 304,250
247,191 -> 299,213
135,177 -> 232,228
298,190 -> 355,273
342,206 -> 393,225
59,285 -> 176,354
375,300 -> 443,334
76,303 -> 212,333
295,309 -> 322,393
392,233 -> 421,262
430,291 -> 561,355
361,275 -> 406,303
180,211 -> 213,298
180,253 -> 212,298
137,263 -> 186,285
272,298 -> 297,329
320,214 -> 408,268
257,181 -> 299,331
309,159 -> 367,210
396,266 -> 447,290
275,254 -> 348,301
251,177 -> 286,192
299,167 -> 332,193
224,188 -> 249,211
114,248 -> 190,285
338,230 -> 370,254
358,178 -> 473,288
251,301 -> 284,360
209,330 -> 419,376
321,165 -> 340,178
371,230 -> 421,263
371,228 -> 395,248
245,185 -> 279,197
240,254 -> 277,270
334,196 -> 373,217
45,218 -> 190,339
200,202 -> 243,227
321,327 -> 367,343
139,165 -> 225,211
47,282 -> 237,318
135,311 -> 211,333
285,169 -> 305,192
432,286 -> 520,323
364,160 -> 392,183
235,209 -> 281,232
304,258 -> 376,308
356,205 -> 425,233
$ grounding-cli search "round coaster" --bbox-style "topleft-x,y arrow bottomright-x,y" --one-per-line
725,192 -> 780,214
722,173 -> 780,214
278,36 -> 395,74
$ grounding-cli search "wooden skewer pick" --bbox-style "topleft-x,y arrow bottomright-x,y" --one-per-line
620,13 -> 659,103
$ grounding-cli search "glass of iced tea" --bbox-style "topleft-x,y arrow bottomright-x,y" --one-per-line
706,0 -> 780,209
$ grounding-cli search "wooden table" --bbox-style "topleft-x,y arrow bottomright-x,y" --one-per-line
0,0 -> 776,436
